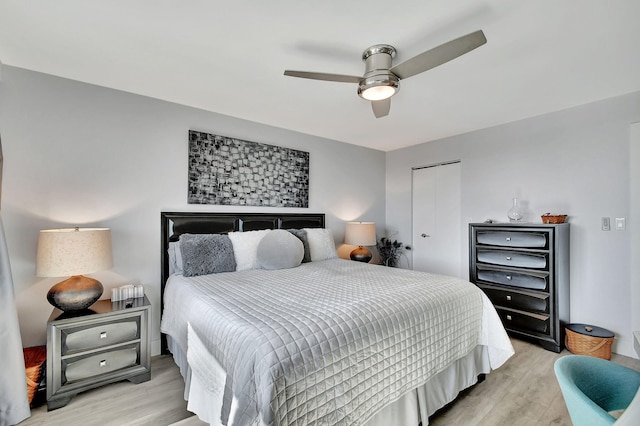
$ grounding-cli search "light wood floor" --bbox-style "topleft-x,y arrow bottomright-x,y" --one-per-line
21,338 -> 640,426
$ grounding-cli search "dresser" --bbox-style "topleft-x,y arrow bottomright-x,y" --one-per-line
46,296 -> 151,410
469,223 -> 570,352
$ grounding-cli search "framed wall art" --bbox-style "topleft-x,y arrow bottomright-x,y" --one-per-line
188,130 -> 309,207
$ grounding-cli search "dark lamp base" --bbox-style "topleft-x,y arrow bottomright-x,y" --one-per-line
47,275 -> 104,311
350,246 -> 372,263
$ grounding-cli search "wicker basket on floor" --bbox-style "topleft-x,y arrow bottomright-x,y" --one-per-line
565,325 -> 614,360
24,345 -> 46,405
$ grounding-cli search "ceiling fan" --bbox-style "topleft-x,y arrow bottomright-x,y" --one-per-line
284,30 -> 486,118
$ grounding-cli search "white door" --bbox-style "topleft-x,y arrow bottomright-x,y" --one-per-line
412,162 -> 461,276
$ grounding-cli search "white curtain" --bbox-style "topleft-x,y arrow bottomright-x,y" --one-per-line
0,215 -> 30,425
0,134 -> 30,424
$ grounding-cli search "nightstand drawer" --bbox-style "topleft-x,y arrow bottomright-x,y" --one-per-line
477,231 -> 547,248
65,347 -> 138,382
476,265 -> 549,291
477,249 -> 547,269
64,320 -> 138,353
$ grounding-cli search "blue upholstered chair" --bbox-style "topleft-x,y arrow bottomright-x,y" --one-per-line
554,355 -> 640,425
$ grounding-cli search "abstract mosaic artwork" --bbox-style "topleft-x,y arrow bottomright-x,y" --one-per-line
188,130 -> 309,207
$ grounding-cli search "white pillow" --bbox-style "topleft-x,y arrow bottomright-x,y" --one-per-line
228,229 -> 271,271
168,242 -> 183,275
304,228 -> 338,261
257,230 -> 304,270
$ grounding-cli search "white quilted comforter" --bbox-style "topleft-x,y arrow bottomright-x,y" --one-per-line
161,258 -> 513,426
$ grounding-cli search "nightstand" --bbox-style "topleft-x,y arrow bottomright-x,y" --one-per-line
46,296 -> 151,410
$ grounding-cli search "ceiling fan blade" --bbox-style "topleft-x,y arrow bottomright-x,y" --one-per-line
284,70 -> 361,83
372,99 -> 391,118
390,30 -> 487,80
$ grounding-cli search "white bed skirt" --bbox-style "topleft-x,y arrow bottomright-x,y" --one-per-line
167,335 -> 491,426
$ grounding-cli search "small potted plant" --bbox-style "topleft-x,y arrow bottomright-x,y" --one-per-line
376,237 -> 410,267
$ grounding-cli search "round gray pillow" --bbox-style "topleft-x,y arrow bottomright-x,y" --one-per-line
257,229 -> 304,270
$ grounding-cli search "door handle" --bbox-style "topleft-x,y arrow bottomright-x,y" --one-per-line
421,233 -> 430,238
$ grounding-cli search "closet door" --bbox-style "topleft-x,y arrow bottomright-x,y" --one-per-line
412,162 -> 461,276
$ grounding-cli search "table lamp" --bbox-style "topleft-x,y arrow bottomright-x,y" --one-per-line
345,221 -> 376,263
36,227 -> 113,311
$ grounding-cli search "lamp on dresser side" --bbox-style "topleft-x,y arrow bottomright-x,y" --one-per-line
36,227 -> 113,311
345,221 -> 376,263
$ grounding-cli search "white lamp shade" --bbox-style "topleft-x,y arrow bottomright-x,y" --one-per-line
36,228 -> 113,277
345,222 -> 376,246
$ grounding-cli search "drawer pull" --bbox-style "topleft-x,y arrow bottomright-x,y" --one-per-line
506,275 -> 512,280
506,295 -> 512,301
506,256 -> 512,261
506,237 -> 511,241
100,332 -> 108,339
506,315 -> 512,321
99,360 -> 107,367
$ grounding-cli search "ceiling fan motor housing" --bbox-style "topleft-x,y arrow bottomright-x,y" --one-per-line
358,44 -> 400,100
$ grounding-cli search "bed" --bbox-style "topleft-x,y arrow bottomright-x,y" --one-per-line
160,212 -> 514,426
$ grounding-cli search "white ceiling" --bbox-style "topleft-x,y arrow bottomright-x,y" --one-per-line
1,1 -> 639,151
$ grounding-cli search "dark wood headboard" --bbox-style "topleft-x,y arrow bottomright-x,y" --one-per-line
160,211 -> 325,353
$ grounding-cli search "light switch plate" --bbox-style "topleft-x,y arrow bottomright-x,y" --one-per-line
615,217 -> 626,230
602,217 -> 610,231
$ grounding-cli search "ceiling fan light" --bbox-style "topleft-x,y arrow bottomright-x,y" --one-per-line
361,85 -> 396,101
358,75 -> 399,101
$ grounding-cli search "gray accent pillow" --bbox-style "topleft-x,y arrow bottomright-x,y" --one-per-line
287,229 -> 311,263
179,233 -> 236,277
257,230 -> 304,270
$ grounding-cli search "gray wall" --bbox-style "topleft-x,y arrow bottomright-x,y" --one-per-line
386,91 -> 640,357
2,63 -> 638,358
0,66 -> 386,354
631,122 -> 640,346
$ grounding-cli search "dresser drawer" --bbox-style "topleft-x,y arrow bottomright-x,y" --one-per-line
64,347 -> 138,383
63,320 -> 138,354
477,249 -> 547,269
476,231 -> 547,248
476,265 -> 549,291
481,286 -> 549,313
497,307 -> 549,334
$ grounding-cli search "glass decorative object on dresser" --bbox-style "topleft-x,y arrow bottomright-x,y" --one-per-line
469,223 -> 569,352
507,197 -> 525,222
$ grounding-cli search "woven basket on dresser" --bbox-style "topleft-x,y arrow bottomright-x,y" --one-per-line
541,214 -> 567,224
565,324 -> 614,360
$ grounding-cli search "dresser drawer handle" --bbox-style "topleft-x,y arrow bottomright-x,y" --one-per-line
506,315 -> 512,321
506,295 -> 512,301
506,275 -> 512,280
99,360 -> 107,367
506,256 -> 512,261
100,332 -> 108,339
506,237 -> 511,241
